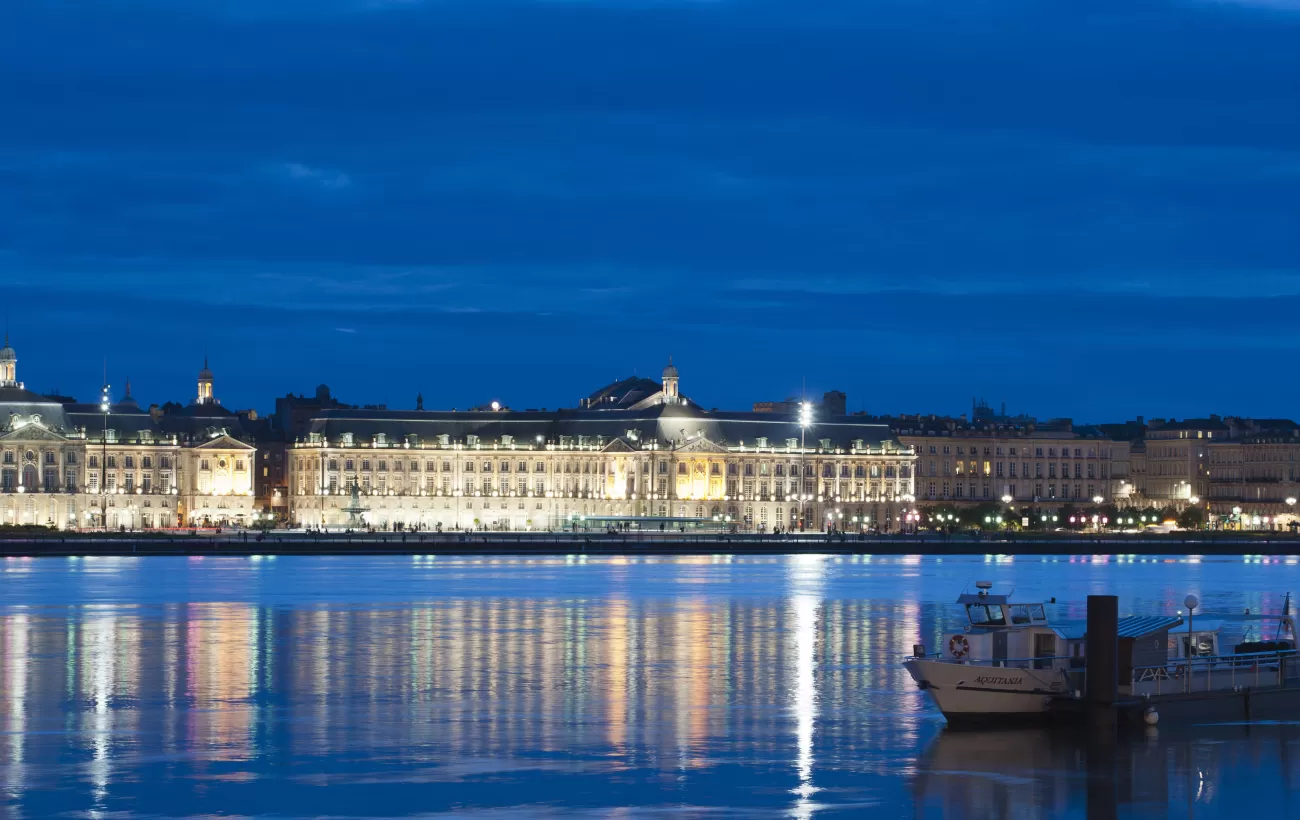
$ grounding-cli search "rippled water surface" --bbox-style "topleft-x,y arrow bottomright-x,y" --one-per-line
1,553 -> 1299,818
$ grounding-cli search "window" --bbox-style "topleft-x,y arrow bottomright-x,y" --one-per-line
125,456 -> 135,469
142,456 -> 152,469
967,605 -> 1006,626
235,459 -> 245,471
1008,605 -> 1031,625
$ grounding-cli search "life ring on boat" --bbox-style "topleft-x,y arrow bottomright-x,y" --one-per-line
948,635 -> 970,659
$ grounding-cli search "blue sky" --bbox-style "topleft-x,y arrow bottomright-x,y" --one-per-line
3,0 -> 1298,421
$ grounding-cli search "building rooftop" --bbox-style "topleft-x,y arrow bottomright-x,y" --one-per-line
303,402 -> 901,452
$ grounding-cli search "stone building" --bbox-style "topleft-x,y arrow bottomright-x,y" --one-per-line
895,415 -> 1128,508
1206,422 -> 1300,526
287,362 -> 917,532
0,338 -> 255,529
1140,417 -> 1227,504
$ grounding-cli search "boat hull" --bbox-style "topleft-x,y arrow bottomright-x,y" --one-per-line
904,658 -> 1070,725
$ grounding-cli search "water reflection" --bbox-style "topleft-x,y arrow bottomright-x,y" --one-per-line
914,724 -> 1300,818
0,555 -> 1296,816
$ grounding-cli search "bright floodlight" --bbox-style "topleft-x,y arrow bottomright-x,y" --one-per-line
799,402 -> 813,428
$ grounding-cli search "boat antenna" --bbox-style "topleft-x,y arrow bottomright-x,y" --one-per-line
1277,592 -> 1293,641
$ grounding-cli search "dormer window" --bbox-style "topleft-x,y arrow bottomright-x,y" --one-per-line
466,435 -> 479,447
756,437 -> 768,448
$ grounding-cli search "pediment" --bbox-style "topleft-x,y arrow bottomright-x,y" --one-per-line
193,433 -> 256,451
0,423 -> 69,442
674,436 -> 729,454
601,438 -> 638,453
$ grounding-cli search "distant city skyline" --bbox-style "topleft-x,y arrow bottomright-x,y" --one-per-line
2,325 -> 1293,426
4,0 -> 1299,419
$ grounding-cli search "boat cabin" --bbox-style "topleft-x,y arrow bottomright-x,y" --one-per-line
943,583 -> 1071,669
934,583 -> 1180,676
1167,620 -> 1223,659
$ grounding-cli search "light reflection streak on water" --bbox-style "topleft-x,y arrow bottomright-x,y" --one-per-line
86,609 -> 114,809
789,554 -> 825,818
5,612 -> 27,800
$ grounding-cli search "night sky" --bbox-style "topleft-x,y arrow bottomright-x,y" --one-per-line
3,0 -> 1298,421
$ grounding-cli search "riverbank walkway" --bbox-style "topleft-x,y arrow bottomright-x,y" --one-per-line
0,531 -> 1298,557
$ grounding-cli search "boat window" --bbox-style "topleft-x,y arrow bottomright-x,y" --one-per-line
1029,605 -> 1046,622
1008,605 -> 1031,625
967,605 -> 1006,626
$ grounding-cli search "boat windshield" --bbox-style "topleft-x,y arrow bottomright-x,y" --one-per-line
967,604 -> 1006,626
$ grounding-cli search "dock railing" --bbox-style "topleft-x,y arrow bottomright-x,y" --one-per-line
1130,650 -> 1300,696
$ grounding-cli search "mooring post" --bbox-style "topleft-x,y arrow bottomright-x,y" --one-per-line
1086,595 -> 1119,708
1085,594 -> 1120,820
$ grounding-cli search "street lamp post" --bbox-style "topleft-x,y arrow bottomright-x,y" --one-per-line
99,383 -> 110,531
799,402 -> 812,531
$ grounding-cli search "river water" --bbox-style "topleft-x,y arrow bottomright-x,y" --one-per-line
0,553 -> 1297,818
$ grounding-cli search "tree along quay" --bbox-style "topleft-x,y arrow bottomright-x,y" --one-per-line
1,530 -> 1299,557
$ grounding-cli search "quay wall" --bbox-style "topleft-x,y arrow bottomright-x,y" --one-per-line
0,532 -> 1299,557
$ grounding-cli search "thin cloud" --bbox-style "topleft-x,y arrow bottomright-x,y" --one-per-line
280,162 -> 352,190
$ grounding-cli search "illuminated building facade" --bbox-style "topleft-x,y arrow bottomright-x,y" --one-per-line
896,416 -> 1130,507
1207,426 -> 1300,526
0,338 -> 255,529
288,362 -> 917,531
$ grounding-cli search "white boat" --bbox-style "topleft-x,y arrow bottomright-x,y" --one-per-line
904,582 -> 1182,725
903,582 -> 1081,724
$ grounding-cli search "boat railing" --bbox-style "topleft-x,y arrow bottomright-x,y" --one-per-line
1130,649 -> 1300,696
907,653 -> 1076,670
